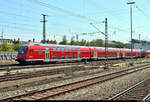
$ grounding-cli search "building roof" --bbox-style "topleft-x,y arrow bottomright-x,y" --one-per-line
132,39 -> 150,44
0,38 -> 13,41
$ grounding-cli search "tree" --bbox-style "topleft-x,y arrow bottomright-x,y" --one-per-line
79,39 -> 87,46
59,35 -> 67,45
93,39 -> 103,47
70,36 -> 76,45
0,42 -> 12,51
112,40 -> 124,48
13,44 -> 21,51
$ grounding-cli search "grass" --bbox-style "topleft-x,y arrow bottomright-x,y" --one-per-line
144,57 -> 150,61
5,67 -> 11,75
64,69 -> 72,77
0,61 -> 18,65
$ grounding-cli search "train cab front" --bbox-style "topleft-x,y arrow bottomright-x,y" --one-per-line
16,46 -> 28,65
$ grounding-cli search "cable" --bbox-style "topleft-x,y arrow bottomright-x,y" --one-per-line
135,5 -> 150,20
109,25 -> 130,33
27,0 -> 99,23
1,24 -> 40,32
0,21 -> 40,28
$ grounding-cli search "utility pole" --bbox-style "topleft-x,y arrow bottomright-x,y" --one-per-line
76,34 -> 78,41
1,28 -> 3,39
104,18 -> 108,69
127,1 -> 135,59
139,34 -> 142,49
90,18 -> 108,69
41,14 -> 48,44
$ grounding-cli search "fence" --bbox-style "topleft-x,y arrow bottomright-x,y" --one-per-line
0,52 -> 18,62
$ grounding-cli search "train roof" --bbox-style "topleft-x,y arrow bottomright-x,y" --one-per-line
22,42 -> 142,51
22,43 -> 90,48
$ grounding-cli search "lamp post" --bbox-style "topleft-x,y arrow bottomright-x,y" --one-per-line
127,1 -> 135,59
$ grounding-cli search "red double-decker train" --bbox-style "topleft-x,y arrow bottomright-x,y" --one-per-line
16,43 -> 150,64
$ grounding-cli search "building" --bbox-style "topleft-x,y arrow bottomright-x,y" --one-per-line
132,39 -> 150,50
0,39 -> 13,45
0,38 -> 28,45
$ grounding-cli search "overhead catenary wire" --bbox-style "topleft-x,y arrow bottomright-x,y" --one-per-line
27,0 -> 100,23
1,24 -> 40,32
0,21 -> 40,28
135,5 -> 150,21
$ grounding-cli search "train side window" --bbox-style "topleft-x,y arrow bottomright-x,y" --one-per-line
53,47 -> 56,51
62,48 -> 64,51
39,50 -> 43,55
66,55 -> 68,59
73,48 -> 75,51
58,56 -> 61,59
62,56 -> 65,59
65,48 -> 68,51
73,56 -> 75,58
58,48 -> 60,51
83,51 -> 85,55
53,56 -> 56,59
30,50 -> 33,54
69,48 -> 72,51
69,56 -> 72,59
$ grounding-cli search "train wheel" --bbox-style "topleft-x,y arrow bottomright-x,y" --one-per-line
19,61 -> 25,65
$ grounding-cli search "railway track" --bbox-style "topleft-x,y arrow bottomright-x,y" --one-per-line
0,59 -> 142,82
3,62 -> 150,101
108,76 -> 150,100
0,62 -> 82,71
0,58 -> 142,71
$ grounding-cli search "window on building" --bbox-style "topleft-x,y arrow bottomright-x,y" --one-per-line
39,50 -> 43,55
66,55 -> 68,59
69,55 -> 72,59
30,50 -> 33,54
73,56 -> 75,58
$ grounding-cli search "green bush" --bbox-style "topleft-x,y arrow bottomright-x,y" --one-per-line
0,42 -> 21,52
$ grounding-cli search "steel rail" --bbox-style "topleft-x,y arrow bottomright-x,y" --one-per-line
108,76 -> 150,100
3,63 -> 150,101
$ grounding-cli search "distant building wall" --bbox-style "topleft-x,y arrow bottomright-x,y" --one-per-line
0,38 -> 28,45
133,39 -> 150,50
0,39 -> 13,45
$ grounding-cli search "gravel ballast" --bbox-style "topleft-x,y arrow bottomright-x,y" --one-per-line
52,65 -> 150,100
0,62 -> 149,100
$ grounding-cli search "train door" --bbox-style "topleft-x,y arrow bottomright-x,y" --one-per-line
136,52 -> 138,57
45,47 -> 50,61
78,48 -> 80,59
117,52 -> 120,58
123,52 -> 125,57
94,51 -> 97,58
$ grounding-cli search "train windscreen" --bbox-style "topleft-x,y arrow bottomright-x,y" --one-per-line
18,46 -> 27,56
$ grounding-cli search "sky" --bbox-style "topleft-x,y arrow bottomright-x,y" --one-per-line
0,0 -> 150,43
